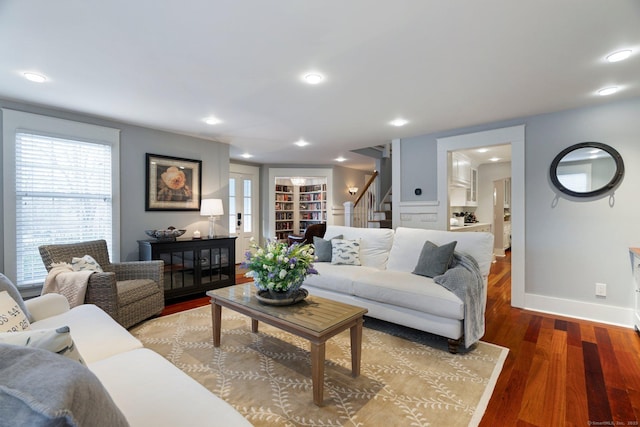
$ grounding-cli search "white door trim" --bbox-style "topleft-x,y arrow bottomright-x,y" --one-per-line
436,125 -> 525,308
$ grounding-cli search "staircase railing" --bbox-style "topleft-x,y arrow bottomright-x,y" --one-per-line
345,171 -> 378,228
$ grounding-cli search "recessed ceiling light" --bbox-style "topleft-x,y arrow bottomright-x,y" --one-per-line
23,72 -> 47,83
477,148 -> 489,153
606,49 -> 632,63
489,157 -> 500,162
598,86 -> 619,96
389,118 -> 408,127
335,156 -> 347,162
240,153 -> 253,159
303,73 -> 324,85
294,139 -> 309,147
204,116 -> 222,125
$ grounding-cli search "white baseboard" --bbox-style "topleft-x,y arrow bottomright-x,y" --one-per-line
524,293 -> 634,329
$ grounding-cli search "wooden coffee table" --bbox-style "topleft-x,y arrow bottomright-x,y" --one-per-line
207,283 -> 368,406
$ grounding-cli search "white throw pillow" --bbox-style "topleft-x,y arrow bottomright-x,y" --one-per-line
331,239 -> 361,266
0,326 -> 85,364
71,255 -> 103,272
0,291 -> 31,333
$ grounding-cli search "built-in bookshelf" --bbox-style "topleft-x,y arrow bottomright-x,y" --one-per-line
275,184 -> 294,240
298,184 -> 326,234
274,180 -> 327,240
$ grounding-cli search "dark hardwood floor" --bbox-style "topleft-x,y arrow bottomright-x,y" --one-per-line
164,255 -> 640,426
481,251 -> 640,426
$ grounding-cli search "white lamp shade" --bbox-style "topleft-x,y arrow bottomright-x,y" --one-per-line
200,198 -> 224,216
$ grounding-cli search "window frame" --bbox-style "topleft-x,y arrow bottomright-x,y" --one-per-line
2,109 -> 120,294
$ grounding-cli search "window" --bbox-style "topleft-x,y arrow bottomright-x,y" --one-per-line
2,109 -> 120,291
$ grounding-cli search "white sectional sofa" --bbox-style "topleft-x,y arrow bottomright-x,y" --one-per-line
303,226 -> 494,352
5,292 -> 252,427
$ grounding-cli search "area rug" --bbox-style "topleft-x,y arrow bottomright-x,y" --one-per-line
130,305 -> 508,426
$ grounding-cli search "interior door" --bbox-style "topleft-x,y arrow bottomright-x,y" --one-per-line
229,165 -> 259,263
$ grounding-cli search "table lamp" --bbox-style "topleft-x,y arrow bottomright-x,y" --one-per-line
200,198 -> 224,238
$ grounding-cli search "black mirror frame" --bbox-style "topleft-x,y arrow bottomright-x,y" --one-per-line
549,142 -> 624,198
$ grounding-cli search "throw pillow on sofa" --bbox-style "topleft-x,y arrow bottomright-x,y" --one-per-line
0,326 -> 85,364
313,234 -> 343,262
0,272 -> 33,322
412,240 -> 457,278
0,291 -> 30,333
331,239 -> 361,266
0,343 -> 129,427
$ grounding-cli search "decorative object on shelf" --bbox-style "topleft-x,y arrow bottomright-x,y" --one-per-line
290,177 -> 306,186
192,230 -> 201,239
200,199 -> 224,238
144,226 -> 186,241
145,153 -> 202,211
348,186 -> 358,196
242,238 -> 318,305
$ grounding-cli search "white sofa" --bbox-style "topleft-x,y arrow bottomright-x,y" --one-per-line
303,226 -> 494,352
17,293 -> 252,426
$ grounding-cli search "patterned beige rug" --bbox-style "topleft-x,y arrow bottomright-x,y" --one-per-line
131,305 -> 507,426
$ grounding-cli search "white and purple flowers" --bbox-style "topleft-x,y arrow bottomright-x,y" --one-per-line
242,238 -> 318,293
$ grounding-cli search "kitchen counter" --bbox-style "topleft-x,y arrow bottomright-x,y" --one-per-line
450,222 -> 491,232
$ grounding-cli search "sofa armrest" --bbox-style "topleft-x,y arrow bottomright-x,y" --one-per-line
24,293 -> 70,322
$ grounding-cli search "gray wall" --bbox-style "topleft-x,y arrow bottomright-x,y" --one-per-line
0,99 -> 229,274
399,96 -> 640,316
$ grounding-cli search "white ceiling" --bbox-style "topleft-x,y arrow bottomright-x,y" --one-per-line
1,1 -> 639,171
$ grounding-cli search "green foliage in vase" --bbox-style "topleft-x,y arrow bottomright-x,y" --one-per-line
242,238 -> 318,292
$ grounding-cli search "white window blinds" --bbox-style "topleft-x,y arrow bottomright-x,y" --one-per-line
14,132 -> 113,287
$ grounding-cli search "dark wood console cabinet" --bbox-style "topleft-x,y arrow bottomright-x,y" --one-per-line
138,237 -> 236,301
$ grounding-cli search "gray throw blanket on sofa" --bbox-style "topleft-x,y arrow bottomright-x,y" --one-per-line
434,252 -> 485,348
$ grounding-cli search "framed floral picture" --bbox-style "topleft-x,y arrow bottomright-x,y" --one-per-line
145,153 -> 202,211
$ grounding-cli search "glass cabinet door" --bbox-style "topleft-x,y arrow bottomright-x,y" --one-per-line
199,246 -> 232,286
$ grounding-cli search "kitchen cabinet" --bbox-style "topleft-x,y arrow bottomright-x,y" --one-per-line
504,177 -> 511,208
138,237 -> 236,301
450,152 -> 471,188
630,248 -> 640,334
503,222 -> 512,250
450,222 -> 491,233
466,168 -> 478,206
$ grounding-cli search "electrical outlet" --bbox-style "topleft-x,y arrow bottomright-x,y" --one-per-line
595,282 -> 607,297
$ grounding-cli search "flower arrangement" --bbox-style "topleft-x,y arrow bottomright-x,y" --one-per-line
242,238 -> 318,294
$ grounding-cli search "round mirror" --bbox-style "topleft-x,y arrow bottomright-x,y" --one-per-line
550,142 -> 624,198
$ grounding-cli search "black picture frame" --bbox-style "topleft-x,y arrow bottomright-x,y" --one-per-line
145,153 -> 202,211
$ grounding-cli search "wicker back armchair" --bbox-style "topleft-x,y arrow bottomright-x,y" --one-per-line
39,240 -> 164,328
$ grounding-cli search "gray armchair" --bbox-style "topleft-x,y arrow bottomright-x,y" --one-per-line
39,239 -> 164,328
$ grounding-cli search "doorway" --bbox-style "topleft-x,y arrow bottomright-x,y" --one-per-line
229,164 -> 260,263
436,125 -> 525,308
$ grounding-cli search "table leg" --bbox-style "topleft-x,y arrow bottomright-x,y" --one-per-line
211,302 -> 222,347
251,318 -> 259,333
310,341 -> 326,406
350,318 -> 364,377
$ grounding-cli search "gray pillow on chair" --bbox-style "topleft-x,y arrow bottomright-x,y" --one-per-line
412,240 -> 457,278
313,235 -> 343,262
0,273 -> 33,322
